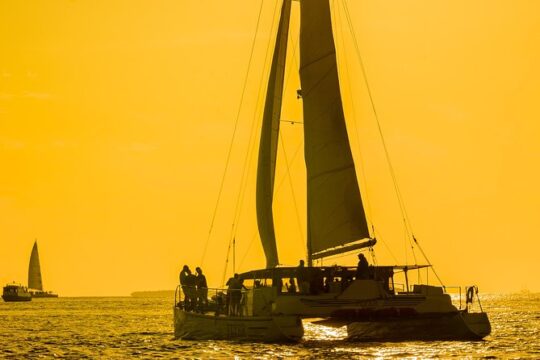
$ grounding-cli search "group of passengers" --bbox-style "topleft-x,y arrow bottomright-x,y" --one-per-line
178,267 -> 248,317
290,259 -> 336,295
178,253 -> 373,314
179,265 -> 207,313
286,253 -> 371,295
209,273 -> 248,317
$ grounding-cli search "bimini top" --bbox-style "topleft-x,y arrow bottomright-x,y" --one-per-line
238,265 -> 431,281
3,283 -> 26,289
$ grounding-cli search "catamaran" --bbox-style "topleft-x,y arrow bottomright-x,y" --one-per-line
174,0 -> 490,341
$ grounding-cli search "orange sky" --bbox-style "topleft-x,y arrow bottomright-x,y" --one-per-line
1,1 -> 539,296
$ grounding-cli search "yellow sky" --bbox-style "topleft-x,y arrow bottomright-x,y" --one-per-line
1,1 -> 539,296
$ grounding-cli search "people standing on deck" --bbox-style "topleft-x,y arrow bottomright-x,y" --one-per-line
226,273 -> 244,316
185,270 -> 197,311
296,260 -> 310,294
225,275 -> 234,315
238,278 -> 248,316
356,253 -> 370,280
195,267 -> 208,313
179,265 -> 191,310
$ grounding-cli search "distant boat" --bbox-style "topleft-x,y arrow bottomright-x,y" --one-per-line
28,241 -> 58,298
131,290 -> 175,298
2,283 -> 32,302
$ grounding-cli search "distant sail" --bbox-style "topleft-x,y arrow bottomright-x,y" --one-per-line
28,241 -> 43,291
299,0 -> 370,257
256,0 -> 292,268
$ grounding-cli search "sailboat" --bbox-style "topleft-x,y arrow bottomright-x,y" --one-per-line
28,241 -> 58,298
174,0 -> 490,341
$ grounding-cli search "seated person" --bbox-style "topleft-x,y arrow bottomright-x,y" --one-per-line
286,278 -> 297,293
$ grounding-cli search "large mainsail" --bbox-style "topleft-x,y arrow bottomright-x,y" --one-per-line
28,241 -> 43,291
299,0 -> 370,260
256,0 -> 292,268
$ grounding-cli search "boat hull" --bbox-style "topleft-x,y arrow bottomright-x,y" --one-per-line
31,292 -> 59,298
2,285 -> 32,302
173,307 -> 304,342
2,294 -> 32,302
346,312 -> 491,341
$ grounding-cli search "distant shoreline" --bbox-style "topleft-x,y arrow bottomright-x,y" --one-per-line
130,290 -> 175,298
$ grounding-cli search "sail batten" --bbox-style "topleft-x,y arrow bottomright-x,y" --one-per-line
308,163 -> 355,181
299,52 -> 335,72
28,241 -> 43,291
311,239 -> 377,260
300,0 -> 370,258
256,0 -> 292,268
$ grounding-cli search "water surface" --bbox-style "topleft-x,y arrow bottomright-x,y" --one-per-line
1,293 -> 538,358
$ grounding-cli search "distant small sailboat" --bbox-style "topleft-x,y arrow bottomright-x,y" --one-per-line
28,240 -> 58,298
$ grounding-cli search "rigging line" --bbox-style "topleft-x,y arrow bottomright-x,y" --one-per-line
342,3 -> 438,285
283,3 -> 300,95
335,0 -> 374,234
221,235 -> 234,286
414,236 -> 445,287
341,1 -> 408,229
369,247 -> 377,266
342,0 -> 419,260
374,231 -> 399,264
229,0 -> 281,249
238,231 -> 258,271
335,1 -> 401,267
275,141 -> 302,194
223,0 -> 282,280
404,230 -> 409,265
279,131 -> 305,244
199,0 -> 265,266
238,141 -> 303,270
411,239 -> 418,265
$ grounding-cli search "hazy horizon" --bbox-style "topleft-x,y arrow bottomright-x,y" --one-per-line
1,0 -> 539,296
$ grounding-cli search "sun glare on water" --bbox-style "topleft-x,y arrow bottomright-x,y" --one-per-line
303,321 -> 347,340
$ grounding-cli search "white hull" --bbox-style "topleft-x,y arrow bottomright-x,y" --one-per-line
173,307 -> 304,342
291,281 -> 491,341
346,311 -> 491,341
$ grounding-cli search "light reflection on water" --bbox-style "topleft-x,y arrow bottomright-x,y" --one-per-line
0,293 -> 538,358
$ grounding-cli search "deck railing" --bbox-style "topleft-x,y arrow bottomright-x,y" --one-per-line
175,285 -> 248,316
444,286 -> 463,309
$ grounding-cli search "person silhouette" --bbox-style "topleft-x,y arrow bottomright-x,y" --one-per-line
195,267 -> 208,313
356,253 -> 369,280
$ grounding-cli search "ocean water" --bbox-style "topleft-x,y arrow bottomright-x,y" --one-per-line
0,293 -> 538,359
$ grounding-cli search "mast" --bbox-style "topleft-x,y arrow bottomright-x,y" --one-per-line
257,0 -> 370,267
256,0 -> 292,268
